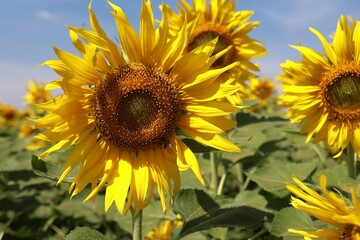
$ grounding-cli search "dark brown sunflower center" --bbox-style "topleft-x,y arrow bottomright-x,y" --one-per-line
93,63 -> 181,151
187,26 -> 236,68
327,75 -> 360,110
255,85 -> 272,100
321,62 -> 360,121
3,110 -> 16,120
341,224 -> 360,240
116,90 -> 158,132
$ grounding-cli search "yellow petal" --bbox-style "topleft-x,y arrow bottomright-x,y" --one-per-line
85,156 -> 114,202
113,150 -> 133,214
104,160 -> 119,212
163,149 -> 181,194
140,0 -> 155,63
283,85 -> 320,94
71,141 -> 108,197
179,124 -> 240,153
57,131 -> 97,183
290,45 -> 329,69
288,228 -> 340,239
182,76 -> 241,102
88,2 -> 125,66
158,19 -> 189,71
184,101 -> 240,117
39,139 -> 69,159
69,29 -> 111,73
40,59 -> 74,78
309,27 -> 337,65
53,47 -> 100,84
354,22 -> 360,63
351,124 -> 360,155
333,15 -> 353,61
180,115 -> 235,134
170,38 -> 216,85
174,137 -> 204,185
182,61 -> 238,90
153,3 -> 170,67
107,1 -> 141,62
132,151 -> 149,213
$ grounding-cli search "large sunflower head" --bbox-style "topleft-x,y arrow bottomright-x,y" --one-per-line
278,15 -> 360,157
167,0 -> 267,105
286,175 -> 360,239
34,0 -> 240,215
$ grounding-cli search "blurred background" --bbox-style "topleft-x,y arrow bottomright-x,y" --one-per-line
0,0 -> 360,108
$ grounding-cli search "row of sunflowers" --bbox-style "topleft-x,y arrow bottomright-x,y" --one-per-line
1,0 -> 360,239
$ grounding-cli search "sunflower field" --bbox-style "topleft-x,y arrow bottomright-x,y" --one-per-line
1,0 -> 360,239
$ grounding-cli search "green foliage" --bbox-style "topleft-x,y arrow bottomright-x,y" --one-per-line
31,155 -> 78,183
173,189 -> 266,238
0,129 -> 132,239
246,161 -> 317,197
270,207 -> 316,240
0,128 -> 33,171
0,101 -> 348,240
65,227 -> 109,240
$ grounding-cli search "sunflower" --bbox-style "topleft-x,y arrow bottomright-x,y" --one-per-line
0,103 -> 18,128
246,76 -> 275,106
145,215 -> 183,239
286,175 -> 360,239
34,0 -> 240,214
166,0 -> 267,105
19,120 -> 46,151
278,15 -> 360,157
24,80 -> 52,105
19,120 -> 37,138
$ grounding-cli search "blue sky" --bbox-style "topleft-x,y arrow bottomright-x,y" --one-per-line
0,0 -> 359,108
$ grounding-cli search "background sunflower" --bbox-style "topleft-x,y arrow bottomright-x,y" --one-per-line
166,0 -> 267,105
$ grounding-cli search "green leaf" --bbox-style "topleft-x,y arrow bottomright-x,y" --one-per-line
0,128 -> 14,137
204,227 -> 228,240
0,129 -> 34,172
313,164 -> 347,188
234,189 -> 268,210
173,189 -> 265,238
270,207 -> 316,239
338,177 -> 360,195
235,112 -> 287,127
65,226 -> 109,240
31,155 -> 78,183
230,119 -> 292,160
246,161 -> 317,198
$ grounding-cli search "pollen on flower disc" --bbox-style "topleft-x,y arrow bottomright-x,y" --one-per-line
93,63 -> 181,151
321,62 -> 360,121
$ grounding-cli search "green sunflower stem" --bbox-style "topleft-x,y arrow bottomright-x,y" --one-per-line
346,144 -> 357,179
132,208 -> 143,240
210,152 -> 220,194
235,162 -> 244,191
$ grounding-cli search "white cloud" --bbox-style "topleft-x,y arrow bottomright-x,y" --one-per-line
36,10 -> 58,21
